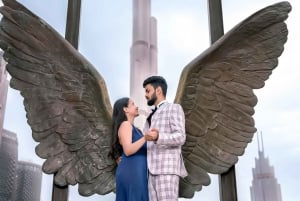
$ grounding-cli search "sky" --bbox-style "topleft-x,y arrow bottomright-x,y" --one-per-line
1,0 -> 300,201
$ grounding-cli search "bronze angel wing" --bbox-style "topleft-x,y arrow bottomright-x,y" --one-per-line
175,1 -> 291,198
0,0 -> 116,196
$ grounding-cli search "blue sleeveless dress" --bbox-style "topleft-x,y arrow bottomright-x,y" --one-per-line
115,126 -> 149,201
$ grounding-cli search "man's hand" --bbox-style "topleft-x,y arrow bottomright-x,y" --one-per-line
145,128 -> 159,141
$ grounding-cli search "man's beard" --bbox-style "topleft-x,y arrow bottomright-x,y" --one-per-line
147,93 -> 157,106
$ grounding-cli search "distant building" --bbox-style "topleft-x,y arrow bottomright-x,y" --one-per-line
0,129 -> 18,201
0,52 -> 9,146
130,0 -> 158,129
250,132 -> 283,201
15,161 -> 42,201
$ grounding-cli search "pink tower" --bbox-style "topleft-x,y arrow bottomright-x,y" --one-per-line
0,51 -> 9,146
250,132 -> 283,201
130,0 -> 157,128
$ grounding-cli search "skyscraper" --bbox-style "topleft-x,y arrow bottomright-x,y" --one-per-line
250,133 -> 283,201
0,51 -> 9,146
130,0 -> 157,128
15,161 -> 42,201
0,129 -> 18,201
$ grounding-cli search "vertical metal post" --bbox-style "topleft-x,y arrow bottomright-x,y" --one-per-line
219,165 -> 238,201
65,0 -> 82,49
51,0 -> 81,200
208,0 -> 224,44
51,183 -> 69,201
207,0 -> 238,201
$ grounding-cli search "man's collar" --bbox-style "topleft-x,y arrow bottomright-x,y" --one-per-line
157,100 -> 167,108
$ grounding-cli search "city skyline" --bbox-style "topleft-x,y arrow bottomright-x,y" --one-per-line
2,1 -> 300,201
0,127 -> 42,201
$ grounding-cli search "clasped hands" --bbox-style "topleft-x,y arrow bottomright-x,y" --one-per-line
116,128 -> 159,164
144,128 -> 159,141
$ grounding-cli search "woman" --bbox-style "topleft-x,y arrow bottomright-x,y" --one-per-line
109,97 -> 149,201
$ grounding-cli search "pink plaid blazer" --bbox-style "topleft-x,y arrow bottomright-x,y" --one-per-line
144,102 -> 187,177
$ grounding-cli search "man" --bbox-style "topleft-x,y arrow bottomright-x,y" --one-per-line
143,76 -> 187,201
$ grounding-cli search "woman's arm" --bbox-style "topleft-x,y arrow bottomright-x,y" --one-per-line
118,121 -> 146,156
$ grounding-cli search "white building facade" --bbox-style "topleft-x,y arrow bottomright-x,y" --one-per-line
130,0 -> 157,129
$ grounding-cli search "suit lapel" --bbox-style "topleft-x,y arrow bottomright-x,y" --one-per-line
152,102 -> 168,126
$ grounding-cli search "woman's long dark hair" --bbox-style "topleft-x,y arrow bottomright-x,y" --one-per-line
109,97 -> 129,160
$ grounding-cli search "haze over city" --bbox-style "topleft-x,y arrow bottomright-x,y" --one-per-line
2,0 -> 300,201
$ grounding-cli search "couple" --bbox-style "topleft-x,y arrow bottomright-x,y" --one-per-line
110,76 -> 187,201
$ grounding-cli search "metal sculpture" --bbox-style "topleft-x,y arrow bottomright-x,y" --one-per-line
0,0 -> 291,198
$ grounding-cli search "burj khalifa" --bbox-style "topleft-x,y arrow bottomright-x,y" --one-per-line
130,0 -> 157,129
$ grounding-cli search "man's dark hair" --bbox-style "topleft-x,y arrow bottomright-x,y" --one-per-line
143,76 -> 168,97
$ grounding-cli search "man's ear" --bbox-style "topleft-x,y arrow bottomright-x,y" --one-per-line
156,86 -> 162,96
